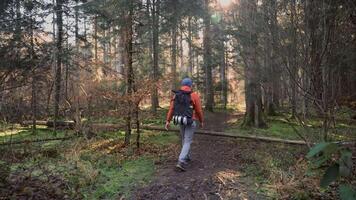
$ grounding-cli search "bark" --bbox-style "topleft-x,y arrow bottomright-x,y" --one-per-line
132,75 -> 140,148
223,48 -> 228,108
51,0 -> 56,116
31,33 -> 37,133
219,32 -> 227,109
31,71 -> 37,133
64,31 -> 69,103
123,5 -> 134,146
151,0 -> 160,113
240,0 -> 266,128
103,27 -> 108,68
171,7 -> 178,90
203,0 -> 214,111
94,15 -> 98,62
54,0 -> 63,131
179,23 -> 184,72
290,0 -> 297,118
74,0 -> 81,133
266,0 -> 279,115
14,0 -> 21,50
188,17 -> 193,77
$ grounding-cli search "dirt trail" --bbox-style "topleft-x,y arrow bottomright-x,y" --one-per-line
133,111 -> 264,200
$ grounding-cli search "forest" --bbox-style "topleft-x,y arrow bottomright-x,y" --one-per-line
0,0 -> 355,199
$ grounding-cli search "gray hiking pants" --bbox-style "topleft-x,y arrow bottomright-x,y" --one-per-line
178,121 -> 196,163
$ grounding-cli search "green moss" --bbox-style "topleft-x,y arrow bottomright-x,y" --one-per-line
145,131 -> 179,146
228,115 -> 356,142
0,127 -> 71,143
1,125 -> 179,200
90,117 -> 125,124
82,157 -> 154,199
228,120 -> 302,140
99,130 -> 126,139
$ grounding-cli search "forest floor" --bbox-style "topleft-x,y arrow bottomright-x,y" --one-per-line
0,108 -> 355,199
133,110 -> 355,200
134,111 -> 266,199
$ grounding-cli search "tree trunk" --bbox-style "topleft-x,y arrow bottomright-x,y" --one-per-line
54,0 -> 63,132
132,74 -> 140,149
290,0 -> 297,118
65,30 -> 69,103
223,48 -> 228,109
179,23 -> 184,72
30,25 -> 37,133
123,5 -> 134,146
240,0 -> 266,128
219,35 -> 227,109
188,16 -> 193,77
171,25 -> 178,89
203,0 -> 214,112
268,0 -> 280,115
94,15 -> 98,62
151,0 -> 160,113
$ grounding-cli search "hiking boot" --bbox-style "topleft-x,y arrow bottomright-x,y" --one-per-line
185,155 -> 192,162
184,157 -> 191,163
176,162 -> 186,172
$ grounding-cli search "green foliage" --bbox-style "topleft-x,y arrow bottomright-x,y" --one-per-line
320,163 -> 339,188
339,150 -> 353,177
340,185 -> 356,200
307,142 -> 354,198
306,142 -> 337,159
211,12 -> 222,24
0,160 -> 10,187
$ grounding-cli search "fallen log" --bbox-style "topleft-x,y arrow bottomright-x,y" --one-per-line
20,121 -> 354,146
0,136 -> 75,146
22,120 -> 75,129
141,125 -> 309,145
22,121 -> 125,131
18,121 -> 312,145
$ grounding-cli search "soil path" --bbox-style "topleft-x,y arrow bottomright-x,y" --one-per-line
133,111 -> 264,200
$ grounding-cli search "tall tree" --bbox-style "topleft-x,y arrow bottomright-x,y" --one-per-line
240,0 -> 266,127
170,0 -> 178,90
151,0 -> 160,113
203,0 -> 214,111
122,1 -> 134,146
290,0 -> 298,118
53,0 -> 64,131
187,16 -> 193,77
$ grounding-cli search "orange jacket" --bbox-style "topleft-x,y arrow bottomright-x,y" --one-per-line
166,86 -> 204,123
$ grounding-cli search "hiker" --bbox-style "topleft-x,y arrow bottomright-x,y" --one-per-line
165,77 -> 204,171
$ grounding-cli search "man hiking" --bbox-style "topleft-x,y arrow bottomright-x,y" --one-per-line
165,77 -> 204,171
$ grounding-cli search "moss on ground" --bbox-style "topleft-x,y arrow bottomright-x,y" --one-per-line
0,127 -> 72,144
0,128 -> 178,199
80,157 -> 154,199
228,114 -> 356,142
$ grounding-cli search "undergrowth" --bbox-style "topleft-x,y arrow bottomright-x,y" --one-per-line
0,128 -> 179,199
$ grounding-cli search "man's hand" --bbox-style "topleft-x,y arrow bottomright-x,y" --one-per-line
199,122 -> 204,129
165,121 -> 170,130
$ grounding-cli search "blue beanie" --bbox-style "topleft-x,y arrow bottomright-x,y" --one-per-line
181,78 -> 193,87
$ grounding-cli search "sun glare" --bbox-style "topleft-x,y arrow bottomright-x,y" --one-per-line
218,0 -> 232,8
